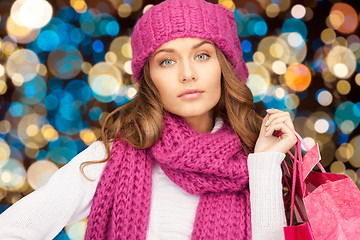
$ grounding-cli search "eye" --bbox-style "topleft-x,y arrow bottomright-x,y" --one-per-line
195,53 -> 210,60
160,59 -> 175,67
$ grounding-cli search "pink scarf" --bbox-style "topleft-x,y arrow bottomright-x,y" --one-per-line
85,113 -> 251,239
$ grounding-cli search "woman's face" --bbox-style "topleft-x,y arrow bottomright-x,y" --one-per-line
149,38 -> 222,125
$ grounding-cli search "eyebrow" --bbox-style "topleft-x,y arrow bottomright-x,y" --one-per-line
152,40 -> 214,57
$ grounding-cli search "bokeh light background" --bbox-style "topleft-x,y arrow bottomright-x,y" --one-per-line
0,0 -> 359,239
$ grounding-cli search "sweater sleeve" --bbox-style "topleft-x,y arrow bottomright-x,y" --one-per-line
0,141 -> 107,240
247,152 -> 287,240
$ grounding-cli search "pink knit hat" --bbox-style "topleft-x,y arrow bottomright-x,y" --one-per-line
130,0 -> 248,84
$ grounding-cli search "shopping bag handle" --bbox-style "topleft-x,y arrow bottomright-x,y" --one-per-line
290,130 -> 326,173
283,130 -> 326,226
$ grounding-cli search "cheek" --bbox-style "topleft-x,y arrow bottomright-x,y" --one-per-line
208,64 -> 222,98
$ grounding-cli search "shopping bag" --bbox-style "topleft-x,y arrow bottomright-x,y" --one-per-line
283,222 -> 314,240
282,135 -> 315,240
283,131 -> 360,240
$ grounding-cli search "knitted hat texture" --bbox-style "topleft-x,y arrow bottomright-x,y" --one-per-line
131,0 -> 248,83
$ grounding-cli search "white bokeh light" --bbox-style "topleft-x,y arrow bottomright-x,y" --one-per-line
11,0 -> 53,29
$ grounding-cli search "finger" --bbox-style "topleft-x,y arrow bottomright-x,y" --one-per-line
266,108 -> 283,114
265,122 -> 295,137
259,114 -> 270,135
265,116 -> 294,131
265,112 -> 292,126
266,111 -> 294,129
264,123 -> 297,153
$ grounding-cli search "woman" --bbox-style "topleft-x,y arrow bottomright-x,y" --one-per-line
0,0 -> 296,239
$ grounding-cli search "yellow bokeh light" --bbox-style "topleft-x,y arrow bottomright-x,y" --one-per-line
124,60 -> 132,75
6,16 -> 40,44
41,124 -> 59,141
336,143 -> 354,162
303,137 -> 316,149
218,0 -> 235,12
88,62 -> 123,97
0,159 -> 26,191
329,10 -> 344,29
333,63 -> 348,78
65,218 -> 88,240
278,0 -> 291,11
11,73 -> 24,86
36,64 -> 47,76
118,4 -> 132,18
349,136 -> 360,168
143,5 -> 154,14
345,169 -> 357,183
1,171 -> 12,184
266,4 -> 280,18
18,114 -> 49,149
121,43 -> 132,59
109,36 -> 132,67
253,51 -> 265,64
105,51 -> 117,65
127,87 -> 137,99
0,120 -> 11,134
1,39 -> 17,55
0,140 -> 11,162
330,161 -> 346,174
246,62 -> 271,102
336,80 -> 351,95
272,60 -> 287,75
285,94 -> 299,109
355,73 -> 360,86
326,46 -> 356,79
0,185 -> 7,201
269,43 -> 284,58
26,124 -> 39,137
81,62 -> 92,74
0,81 -> 7,95
274,87 -> 286,99
321,28 -> 336,44
6,48 -> 40,82
27,160 -> 59,190
70,0 -> 87,14
80,129 -> 97,145
0,64 -> 4,77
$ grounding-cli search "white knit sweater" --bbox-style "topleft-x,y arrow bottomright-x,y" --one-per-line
0,120 -> 287,240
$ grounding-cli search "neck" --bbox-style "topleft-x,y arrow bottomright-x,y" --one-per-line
182,111 -> 214,133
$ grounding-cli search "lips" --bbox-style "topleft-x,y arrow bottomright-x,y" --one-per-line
178,89 -> 204,97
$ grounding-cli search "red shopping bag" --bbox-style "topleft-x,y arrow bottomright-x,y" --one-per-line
283,131 -> 360,240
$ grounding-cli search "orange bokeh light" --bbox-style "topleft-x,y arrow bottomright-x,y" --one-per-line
285,63 -> 311,92
329,3 -> 358,34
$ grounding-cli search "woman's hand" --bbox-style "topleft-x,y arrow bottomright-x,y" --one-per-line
254,108 -> 297,154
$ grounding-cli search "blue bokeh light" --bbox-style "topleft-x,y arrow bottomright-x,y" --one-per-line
241,40 -> 252,53
48,136 -> 78,164
282,18 -> 308,39
37,30 -> 60,52
92,40 -> 104,53
9,102 -> 23,117
89,107 -> 103,121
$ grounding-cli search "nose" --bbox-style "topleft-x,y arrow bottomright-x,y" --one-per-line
179,60 -> 198,83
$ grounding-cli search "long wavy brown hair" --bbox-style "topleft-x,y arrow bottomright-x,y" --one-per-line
80,46 -> 262,180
